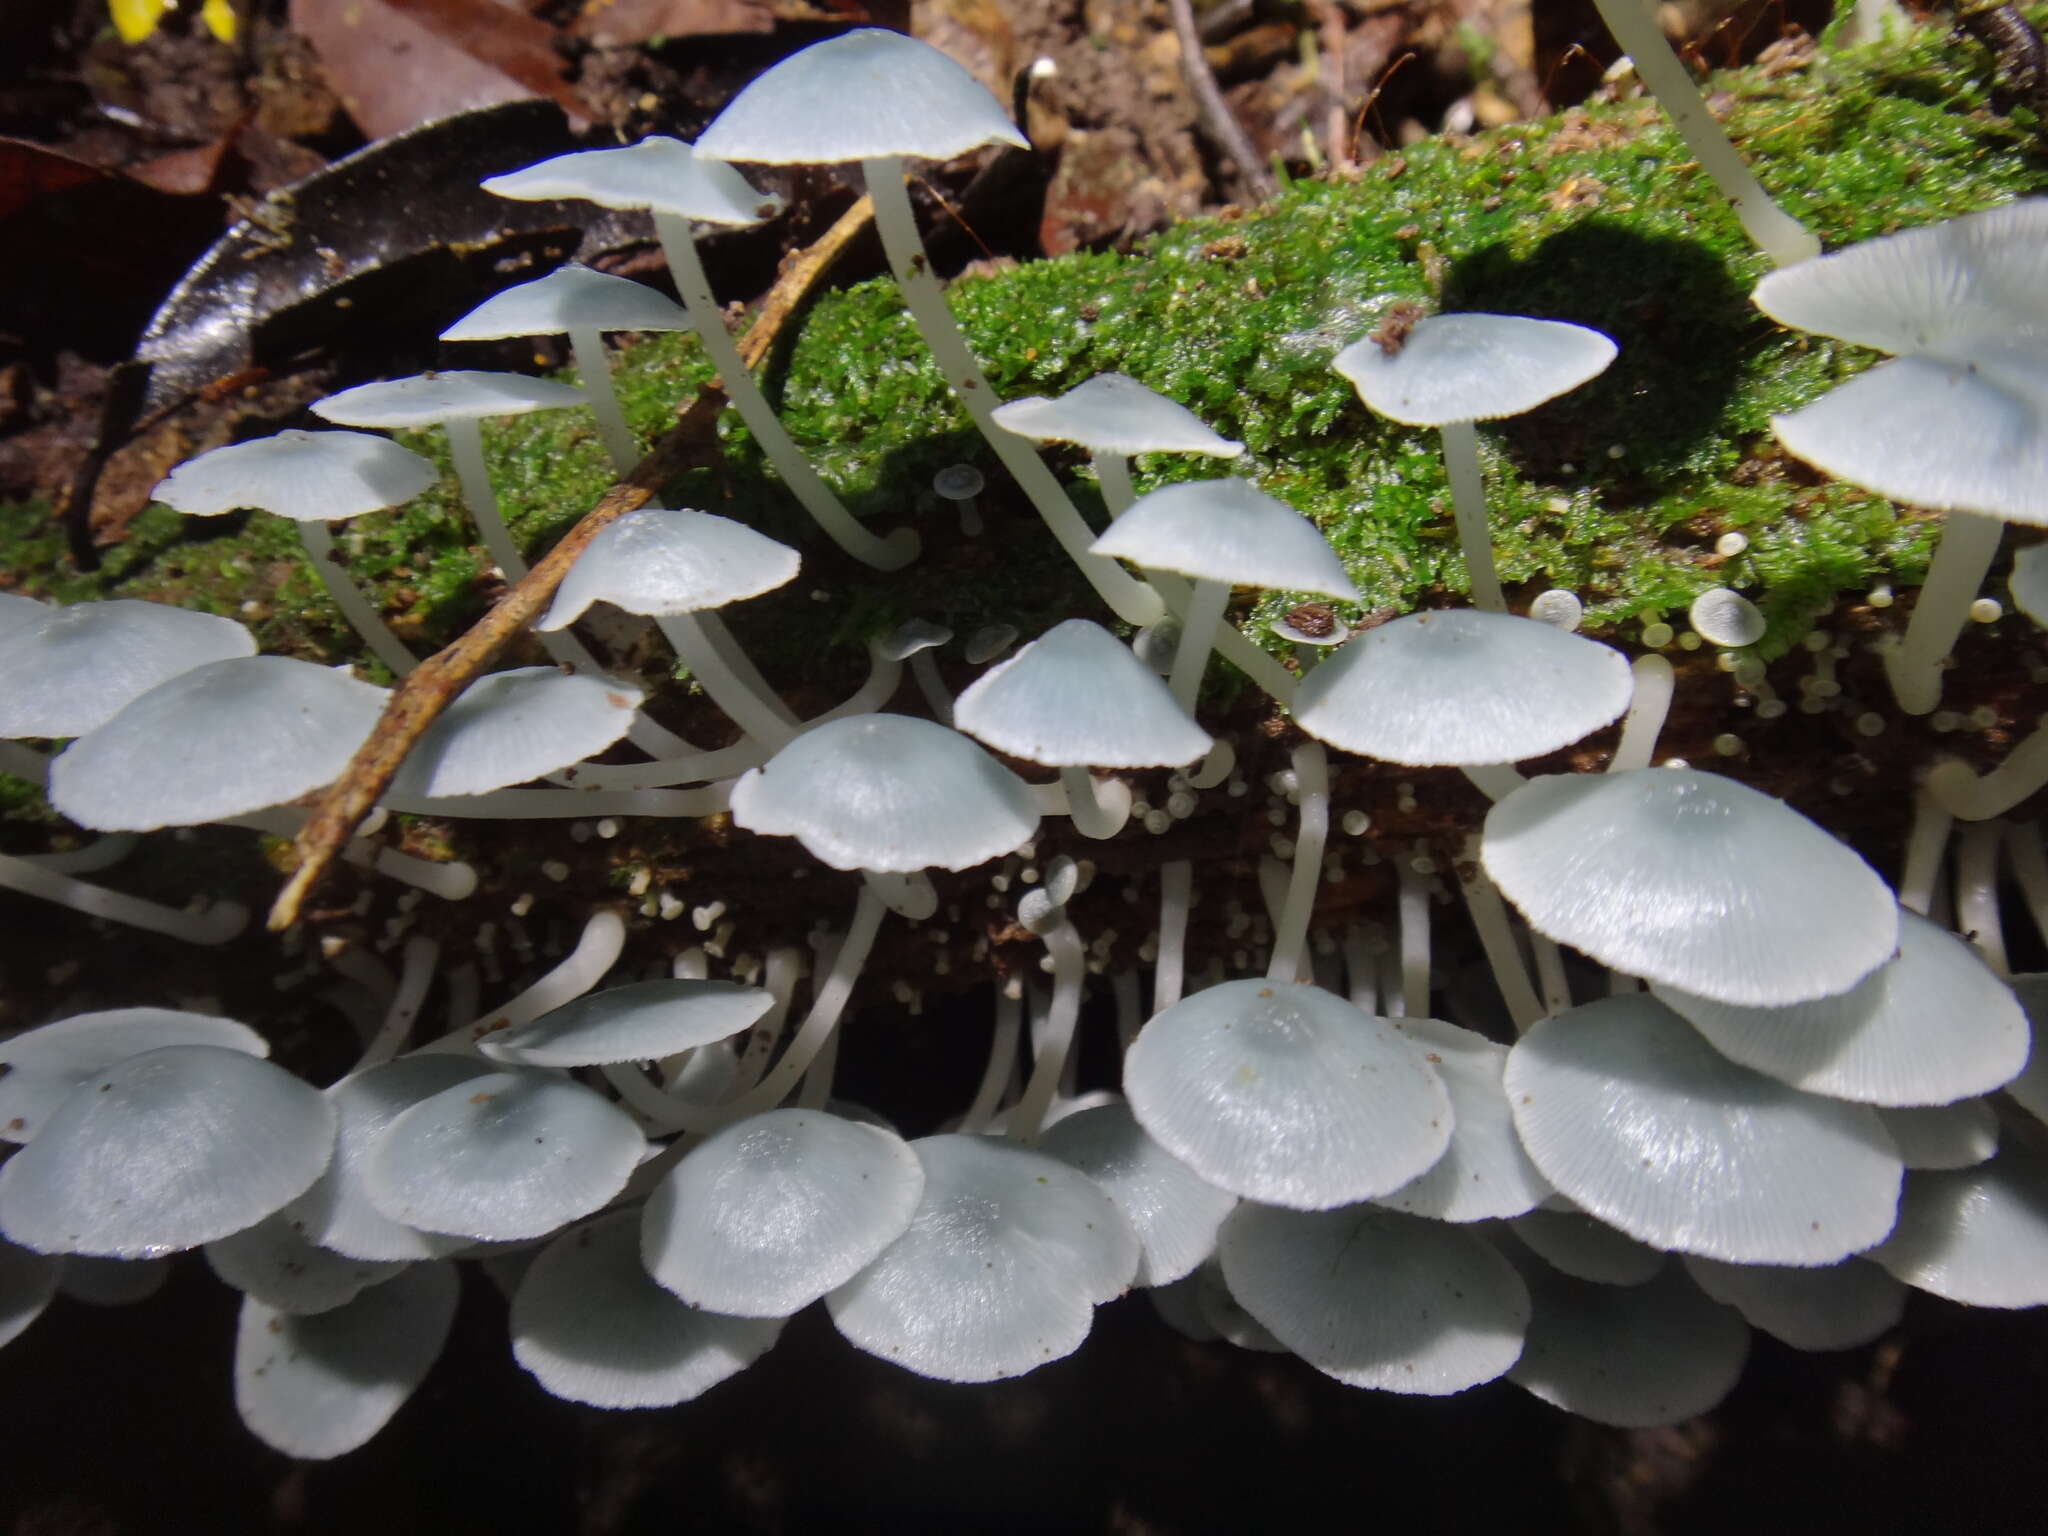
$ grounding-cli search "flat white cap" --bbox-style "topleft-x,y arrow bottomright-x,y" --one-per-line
441,264 -> 690,341
1333,313 -> 1616,427
49,655 -> 387,832
1293,608 -> 1631,766
730,714 -> 1038,872
540,506 -> 800,628
1481,768 -> 1899,1007
313,370 -> 584,429
154,429 -> 435,522
1373,1016 -> 1552,1223
953,618 -> 1212,768
1505,995 -> 1903,1265
1091,479 -> 1359,599
1507,1206 -> 1666,1287
479,978 -> 772,1068
387,666 -> 643,800
0,1006 -> 266,1144
481,135 -> 784,226
1681,1254 -> 1904,1351
205,1211 -> 404,1316
1039,1100 -> 1238,1287
1219,1203 -> 1530,1395
1868,1149 -> 2048,1307
1877,1100 -> 1999,1170
696,30 -> 1029,166
990,374 -> 1243,457
0,600 -> 255,739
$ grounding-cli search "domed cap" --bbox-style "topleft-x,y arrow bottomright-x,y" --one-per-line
49,655 -> 388,832
1292,608 -> 1631,766
1681,1254 -> 1904,1352
441,264 -> 691,341
1653,908 -> 2028,1106
312,370 -> 584,428
1373,1016 -> 1552,1223
1333,313 -> 1616,427
234,1260 -> 458,1460
481,135 -> 784,226
364,1068 -> 644,1242
479,978 -> 772,1068
387,666 -> 643,800
1508,1265 -> 1749,1428
825,1133 -> 1137,1383
1504,995 -> 1903,1265
695,29 -> 1029,166
513,1211 -> 784,1408
540,506 -> 800,628
953,619 -> 1213,768
0,600 -> 255,739
1481,768 -> 1899,1006
642,1108 -> 925,1316
730,714 -> 1039,872
1219,1203 -> 1530,1395
1091,479 -> 1359,599
154,429 -> 436,522
0,1006 -> 266,1144
1868,1148 -> 2048,1307
0,1045 -> 336,1258
1687,588 -> 1766,648
1040,1100 -> 1238,1287
990,374 -> 1243,458
1123,979 -> 1452,1211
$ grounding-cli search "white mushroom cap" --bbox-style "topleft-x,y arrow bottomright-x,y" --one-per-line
825,1133 -> 1137,1383
695,29 -> 1029,166
1039,1099 -> 1239,1287
1332,313 -> 1617,427
513,1211 -> 784,1408
1508,1264 -> 1750,1428
952,618 -> 1213,768
1681,1255 -> 1905,1351
1687,587 -> 1766,648
1292,608 -> 1632,766
48,655 -> 387,832
479,978 -> 772,1068
1507,1206 -> 1666,1287
1877,1100 -> 2000,1170
234,1260 -> 458,1460
539,506 -> 800,628
364,1068 -> 644,1243
387,666 -> 644,800
0,600 -> 255,739
641,1108 -> 925,1316
56,1255 -> 168,1308
312,370 -> 585,429
1373,1017 -> 1552,1223
283,1056 -> 498,1263
1091,479 -> 1360,599
1867,1149 -> 2048,1307
480,135 -> 784,226
205,1210 -> 405,1316
441,263 -> 691,341
730,714 -> 1039,872
2012,543 -> 2048,625
0,1045 -> 336,1258
153,429 -> 436,522
1122,979 -> 1452,1211
989,374 -> 1244,457
1219,1203 -> 1530,1395
1481,768 -> 1899,1007
1504,995 -> 1903,1266
0,1006 -> 267,1144
1652,908 -> 2029,1106
0,591 -> 45,639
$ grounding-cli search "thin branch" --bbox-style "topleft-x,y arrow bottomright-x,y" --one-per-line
1165,0 -> 1278,203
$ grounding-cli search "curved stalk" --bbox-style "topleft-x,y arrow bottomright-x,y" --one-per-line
0,852 -> 247,945
566,326 -> 638,473
1011,917 -> 1086,1143
1885,511 -> 2006,716
294,520 -> 419,676
1060,764 -> 1132,839
1266,741 -> 1329,983
1438,421 -> 1506,613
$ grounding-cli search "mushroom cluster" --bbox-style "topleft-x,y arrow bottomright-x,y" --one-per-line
6,28 -> 2048,1464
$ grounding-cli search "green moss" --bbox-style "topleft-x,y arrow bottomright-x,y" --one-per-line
6,26 -> 2042,679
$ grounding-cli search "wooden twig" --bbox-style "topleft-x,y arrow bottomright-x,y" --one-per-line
1165,0 -> 1279,204
268,195 -> 876,931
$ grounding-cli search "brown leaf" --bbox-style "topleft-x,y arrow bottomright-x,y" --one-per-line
567,0 -> 773,46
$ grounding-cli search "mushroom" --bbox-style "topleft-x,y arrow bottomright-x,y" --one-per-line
1038,1100 -> 1238,1287
1867,1146 -> 2048,1307
1334,312 -> 1616,612
0,1006 -> 267,1144
1508,1207 -> 1666,1287
1372,1016 -> 1552,1223
696,29 -> 1162,623
384,666 -> 645,802
1876,1100 -> 2000,1171
1680,1254 -> 1905,1353
0,599 -> 254,740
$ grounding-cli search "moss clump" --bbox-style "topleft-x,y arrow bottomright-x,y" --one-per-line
6,26 -> 2044,675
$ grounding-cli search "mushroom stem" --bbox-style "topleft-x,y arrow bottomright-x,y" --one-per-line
0,851 -> 247,945
798,1015 -> 840,1110
1955,820 -> 2010,977
1060,764 -> 1132,839
2005,822 -> 2048,949
1455,833 -> 1544,1032
1927,725 -> 2048,821
1011,916 -> 1085,1142
1531,932 -> 1572,1015
732,947 -> 803,1095
1609,655 -> 1674,772
294,521 -> 420,677
1155,859 -> 1193,1014
1092,451 -> 1137,515
15,834 -> 135,876
355,935 -> 442,1071
1167,577 -> 1231,713
653,212 -> 918,572
1267,741 -> 1329,983
442,909 -> 624,1052
1898,785 -> 1953,916
1342,925 -> 1380,1012
861,156 -> 1165,626
1587,0 -> 1819,266
1438,421 -> 1506,613
1397,853 -> 1431,1017
1113,970 -> 1143,1051
379,783 -> 731,819
909,649 -> 954,724
1461,763 -> 1526,801
656,611 -> 797,750
961,983 -> 1023,1132
566,327 -> 639,474
1884,510 -> 2005,716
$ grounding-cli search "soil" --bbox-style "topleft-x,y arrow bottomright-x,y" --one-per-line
3,3 -> 2047,1533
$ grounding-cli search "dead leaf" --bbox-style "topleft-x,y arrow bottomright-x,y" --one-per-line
568,0 -> 773,46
